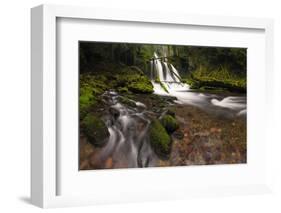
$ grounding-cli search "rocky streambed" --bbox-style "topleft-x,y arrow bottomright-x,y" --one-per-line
79,89 -> 246,170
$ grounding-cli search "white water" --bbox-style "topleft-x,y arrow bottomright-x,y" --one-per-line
150,52 -> 246,116
98,91 -> 158,168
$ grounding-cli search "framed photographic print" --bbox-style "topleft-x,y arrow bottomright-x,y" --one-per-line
31,4 -> 274,208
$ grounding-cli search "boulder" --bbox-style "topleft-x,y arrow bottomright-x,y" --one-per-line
149,119 -> 172,158
160,115 -> 179,134
82,114 -> 110,147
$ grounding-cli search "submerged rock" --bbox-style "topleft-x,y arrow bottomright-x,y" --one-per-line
82,114 -> 110,147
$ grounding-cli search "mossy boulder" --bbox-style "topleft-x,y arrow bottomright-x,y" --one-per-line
117,87 -> 129,93
79,86 -> 95,118
82,114 -> 110,147
117,96 -> 137,108
79,74 -> 110,118
149,119 -> 172,158
160,115 -> 179,134
115,67 -> 154,94
128,80 -> 153,93
80,65 -> 153,98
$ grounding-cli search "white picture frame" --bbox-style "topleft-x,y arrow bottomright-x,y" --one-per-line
31,4 -> 274,208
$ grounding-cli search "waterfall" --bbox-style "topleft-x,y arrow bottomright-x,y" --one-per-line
149,52 -> 246,116
151,52 -> 190,94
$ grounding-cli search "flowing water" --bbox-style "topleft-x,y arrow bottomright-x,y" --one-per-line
150,53 -> 246,118
97,91 -> 159,168
84,52 -> 246,169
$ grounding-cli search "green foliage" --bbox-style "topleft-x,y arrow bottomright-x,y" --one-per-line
116,67 -> 154,94
79,42 -> 247,93
188,65 -> 246,93
80,42 -> 157,73
149,119 -> 172,158
160,115 -> 179,134
79,65 -> 153,119
82,114 -> 110,147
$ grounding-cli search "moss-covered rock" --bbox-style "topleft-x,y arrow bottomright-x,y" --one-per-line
149,119 -> 172,158
80,86 -> 95,118
187,67 -> 246,93
79,74 -> 110,118
117,87 -> 129,93
80,65 -> 153,98
115,67 -> 154,94
82,114 -> 110,147
160,115 -> 179,134
117,96 -> 137,108
128,80 -> 153,93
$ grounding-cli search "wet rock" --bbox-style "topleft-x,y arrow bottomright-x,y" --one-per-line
135,101 -> 146,110
109,107 -> 120,118
117,96 -> 137,108
172,130 -> 184,140
82,114 -> 110,147
165,109 -> 176,117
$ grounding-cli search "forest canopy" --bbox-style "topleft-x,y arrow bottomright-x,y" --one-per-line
79,41 -> 247,93
80,42 -> 246,75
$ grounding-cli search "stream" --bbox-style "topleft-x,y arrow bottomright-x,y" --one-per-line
81,52 -> 247,169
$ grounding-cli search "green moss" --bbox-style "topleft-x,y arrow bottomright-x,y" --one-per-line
79,86 -> 95,118
79,74 -> 111,118
128,81 -> 153,93
155,76 -> 160,83
149,119 -> 172,158
79,65 -> 153,120
114,66 -> 154,94
117,96 -> 137,107
117,87 -> 129,93
80,86 -> 94,108
187,65 -> 246,93
160,115 -> 179,134
82,114 -> 110,147
159,81 -> 169,93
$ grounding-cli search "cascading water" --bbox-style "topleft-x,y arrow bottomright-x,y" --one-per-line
97,91 -> 159,168
151,53 -> 190,95
150,52 -> 246,117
